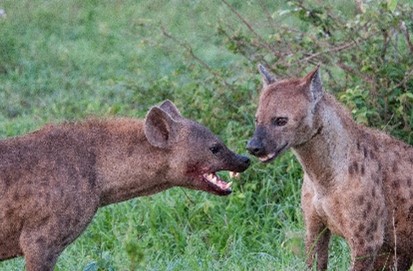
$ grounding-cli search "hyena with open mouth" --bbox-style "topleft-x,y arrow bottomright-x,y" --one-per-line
248,65 -> 413,271
0,100 -> 250,270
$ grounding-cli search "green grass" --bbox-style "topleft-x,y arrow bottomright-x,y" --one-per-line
0,0 -> 358,270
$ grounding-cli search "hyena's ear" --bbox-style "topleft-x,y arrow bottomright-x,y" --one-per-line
159,100 -> 182,120
144,106 -> 179,148
258,64 -> 276,86
305,64 -> 323,104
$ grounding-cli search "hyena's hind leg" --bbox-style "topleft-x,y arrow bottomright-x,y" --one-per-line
373,249 -> 413,271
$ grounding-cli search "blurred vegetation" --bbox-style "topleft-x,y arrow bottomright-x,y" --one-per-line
0,0 -> 412,270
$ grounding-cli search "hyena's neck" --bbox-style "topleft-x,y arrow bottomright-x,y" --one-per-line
95,119 -> 173,206
293,94 -> 356,189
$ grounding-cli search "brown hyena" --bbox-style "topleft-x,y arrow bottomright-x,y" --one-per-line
0,100 -> 250,270
247,65 -> 413,271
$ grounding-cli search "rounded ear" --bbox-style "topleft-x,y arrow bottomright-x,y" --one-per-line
158,100 -> 182,120
305,64 -> 323,103
144,106 -> 178,148
258,64 -> 277,86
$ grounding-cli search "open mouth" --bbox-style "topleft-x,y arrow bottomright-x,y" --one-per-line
201,171 -> 240,194
258,143 -> 288,163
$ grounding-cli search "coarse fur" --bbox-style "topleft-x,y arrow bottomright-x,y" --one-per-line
0,100 -> 250,270
247,65 -> 413,270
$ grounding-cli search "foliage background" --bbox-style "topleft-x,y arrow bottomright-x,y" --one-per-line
0,0 -> 412,270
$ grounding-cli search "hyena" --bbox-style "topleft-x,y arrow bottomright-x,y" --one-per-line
247,65 -> 413,270
0,100 -> 250,270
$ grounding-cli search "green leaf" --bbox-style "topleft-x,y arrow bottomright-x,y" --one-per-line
387,0 -> 398,12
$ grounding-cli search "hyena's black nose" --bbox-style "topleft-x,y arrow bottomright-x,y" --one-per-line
239,155 -> 250,167
246,138 -> 265,157
234,154 -> 250,172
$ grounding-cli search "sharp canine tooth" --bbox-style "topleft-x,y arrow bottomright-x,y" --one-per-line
227,182 -> 233,187
212,176 -> 218,184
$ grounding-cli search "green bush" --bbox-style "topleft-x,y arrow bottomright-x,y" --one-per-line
211,0 -> 413,143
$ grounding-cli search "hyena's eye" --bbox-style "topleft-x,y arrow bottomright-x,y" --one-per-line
272,117 -> 288,126
209,144 -> 222,154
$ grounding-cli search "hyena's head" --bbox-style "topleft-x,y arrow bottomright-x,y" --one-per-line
247,65 -> 324,163
145,100 -> 250,195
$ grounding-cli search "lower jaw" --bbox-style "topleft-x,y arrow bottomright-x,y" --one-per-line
258,144 -> 288,163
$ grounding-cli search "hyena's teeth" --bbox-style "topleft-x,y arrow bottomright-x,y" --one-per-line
227,181 -> 233,188
204,173 -> 218,185
229,172 -> 240,179
259,153 -> 276,162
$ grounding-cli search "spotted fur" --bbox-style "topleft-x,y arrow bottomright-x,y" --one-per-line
247,65 -> 413,271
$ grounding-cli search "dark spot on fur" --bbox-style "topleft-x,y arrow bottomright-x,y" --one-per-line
357,195 -> 365,205
13,192 -> 19,201
349,164 -> 354,175
366,202 -> 372,213
392,179 -> 400,189
364,219 -> 375,238
371,187 -> 376,198
369,150 -> 375,160
360,164 -> 365,175
3,175 -> 11,187
393,161 -> 398,172
358,224 -> 366,233
365,245 -> 374,254
408,206 -> 413,220
353,161 -> 359,173
5,208 -> 14,219
357,142 -> 361,150
407,178 -> 412,187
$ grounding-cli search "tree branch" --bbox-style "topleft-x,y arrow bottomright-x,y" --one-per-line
160,26 -> 230,87
220,0 -> 282,58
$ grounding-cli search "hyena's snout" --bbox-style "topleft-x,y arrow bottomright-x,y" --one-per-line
247,126 -> 267,157
246,137 -> 265,157
247,129 -> 280,163
234,154 -> 250,172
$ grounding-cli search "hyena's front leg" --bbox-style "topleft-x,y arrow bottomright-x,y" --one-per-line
302,179 -> 330,270
304,213 -> 331,270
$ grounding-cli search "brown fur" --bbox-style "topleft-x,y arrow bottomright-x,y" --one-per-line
247,65 -> 413,270
0,100 -> 250,270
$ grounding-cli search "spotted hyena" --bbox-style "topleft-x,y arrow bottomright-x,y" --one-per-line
247,65 -> 413,270
0,100 -> 250,270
